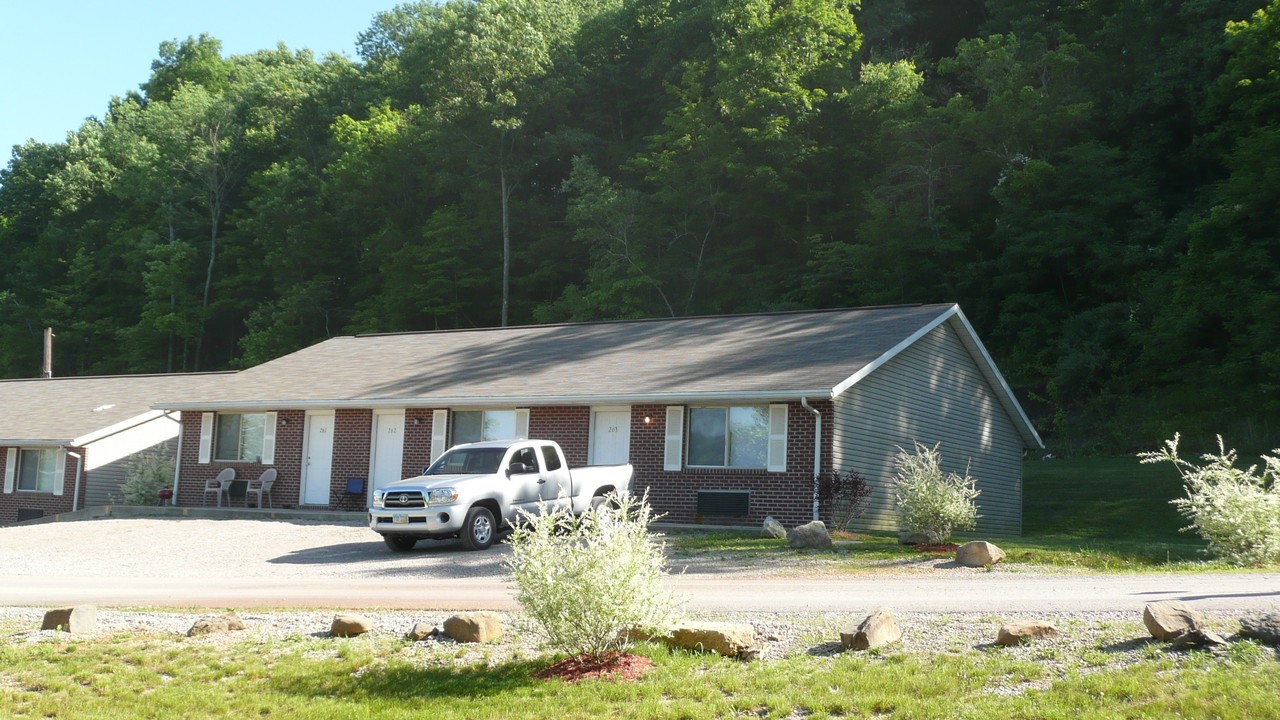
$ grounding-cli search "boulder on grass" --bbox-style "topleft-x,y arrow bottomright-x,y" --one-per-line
762,516 -> 787,540
666,622 -> 759,659
41,605 -> 97,634
1240,612 -> 1280,646
841,607 -> 901,651
898,531 -> 931,545
1143,601 -> 1204,642
330,613 -> 373,637
1170,628 -> 1228,649
443,611 -> 504,643
787,521 -> 833,549
188,612 -> 247,637
997,621 -> 1059,646
956,541 -> 1006,568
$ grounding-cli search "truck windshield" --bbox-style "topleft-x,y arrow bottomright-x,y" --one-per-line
424,447 -> 506,475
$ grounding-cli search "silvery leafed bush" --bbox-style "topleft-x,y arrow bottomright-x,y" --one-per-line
505,491 -> 682,658
1141,434 -> 1280,565
893,442 -> 980,544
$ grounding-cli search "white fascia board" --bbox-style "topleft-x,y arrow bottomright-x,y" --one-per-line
70,410 -> 166,447
0,438 -> 67,447
829,305 -> 958,399
152,389 -> 834,413
948,307 -> 1044,450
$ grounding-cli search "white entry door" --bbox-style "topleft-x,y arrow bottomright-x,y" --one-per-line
590,409 -> 631,465
302,411 -> 335,506
370,410 -> 406,496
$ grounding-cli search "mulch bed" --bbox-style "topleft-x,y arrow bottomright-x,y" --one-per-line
535,651 -> 655,683
912,543 -> 959,554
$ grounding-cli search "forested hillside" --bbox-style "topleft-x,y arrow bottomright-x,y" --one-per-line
2,0 -> 1277,453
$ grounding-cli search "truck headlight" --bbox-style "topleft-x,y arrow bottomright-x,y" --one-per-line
372,490 -> 386,508
427,488 -> 458,506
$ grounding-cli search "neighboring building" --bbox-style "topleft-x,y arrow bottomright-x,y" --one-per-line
154,304 -> 1042,534
0,372 -> 232,525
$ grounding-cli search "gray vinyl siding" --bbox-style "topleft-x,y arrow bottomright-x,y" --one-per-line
85,438 -> 177,507
832,321 -> 1025,536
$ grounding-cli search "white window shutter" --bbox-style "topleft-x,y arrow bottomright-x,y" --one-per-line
3,450 -> 15,493
767,404 -> 788,473
515,409 -> 530,439
198,413 -> 214,463
53,450 -> 67,496
664,406 -> 684,471
261,412 -> 278,464
430,410 -> 448,461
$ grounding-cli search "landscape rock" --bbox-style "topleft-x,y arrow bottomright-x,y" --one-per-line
666,622 -> 759,659
996,621 -> 1060,646
443,611 -> 504,643
761,516 -> 787,540
898,531 -> 931,545
187,612 -> 246,637
1170,628 -> 1228,649
841,607 -> 902,651
41,605 -> 97,633
407,622 -> 440,642
956,541 -> 1006,568
330,613 -> 373,637
1143,601 -> 1205,641
1240,612 -> 1280,645
787,521 -> 833,549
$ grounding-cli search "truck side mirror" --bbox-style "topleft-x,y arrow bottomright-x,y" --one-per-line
506,462 -> 528,477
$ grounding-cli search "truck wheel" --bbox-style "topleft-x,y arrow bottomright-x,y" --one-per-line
460,506 -> 496,550
383,535 -> 418,552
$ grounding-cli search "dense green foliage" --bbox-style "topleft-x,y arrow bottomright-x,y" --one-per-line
2,0 -> 1277,452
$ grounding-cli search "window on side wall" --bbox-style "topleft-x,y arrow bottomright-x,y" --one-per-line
215,413 -> 266,462
687,406 -> 769,468
17,448 -> 57,492
452,410 -> 517,445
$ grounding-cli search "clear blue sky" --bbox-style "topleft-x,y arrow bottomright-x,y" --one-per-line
0,0 -> 399,157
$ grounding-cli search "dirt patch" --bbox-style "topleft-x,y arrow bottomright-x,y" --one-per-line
913,543 -> 959,554
535,652 -> 655,683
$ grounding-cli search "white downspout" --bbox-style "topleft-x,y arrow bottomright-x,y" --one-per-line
64,448 -> 84,512
163,411 -> 182,506
800,398 -> 822,522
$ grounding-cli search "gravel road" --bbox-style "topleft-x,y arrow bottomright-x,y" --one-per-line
2,517 -> 1279,614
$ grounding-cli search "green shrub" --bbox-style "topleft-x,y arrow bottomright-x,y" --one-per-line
505,491 -> 682,659
114,453 -> 175,506
1139,434 -> 1280,565
893,442 -> 980,543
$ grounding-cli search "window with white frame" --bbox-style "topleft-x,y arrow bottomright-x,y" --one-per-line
452,410 -> 518,445
687,405 -> 770,468
18,448 -> 57,492
214,413 -> 266,462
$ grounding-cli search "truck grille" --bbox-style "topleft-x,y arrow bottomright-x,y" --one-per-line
383,490 -> 425,508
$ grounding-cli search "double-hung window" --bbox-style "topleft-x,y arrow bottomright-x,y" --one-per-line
452,410 -> 518,445
17,448 -> 57,492
215,413 -> 266,462
687,405 -> 770,468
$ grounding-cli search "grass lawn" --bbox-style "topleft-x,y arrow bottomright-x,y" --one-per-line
664,455 -> 1270,573
3,619 -> 1278,719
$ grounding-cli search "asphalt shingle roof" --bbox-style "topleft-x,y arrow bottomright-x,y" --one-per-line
0,372 -> 233,444
153,304 -> 958,408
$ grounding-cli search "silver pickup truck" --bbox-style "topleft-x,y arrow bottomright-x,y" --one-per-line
368,439 -> 633,551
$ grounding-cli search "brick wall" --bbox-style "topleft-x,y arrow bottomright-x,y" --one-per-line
328,409 -> 372,508
628,401 -> 834,527
0,445 -> 90,525
528,407 -> 591,467
402,408 -> 437,478
176,411 -> 305,508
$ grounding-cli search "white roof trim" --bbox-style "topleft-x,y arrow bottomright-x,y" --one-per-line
828,303 -> 1043,449
152,389 -> 835,413
70,409 -> 169,447
0,439 -> 67,447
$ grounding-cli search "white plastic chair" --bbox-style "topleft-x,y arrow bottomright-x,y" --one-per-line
204,468 -> 235,507
244,469 -> 277,509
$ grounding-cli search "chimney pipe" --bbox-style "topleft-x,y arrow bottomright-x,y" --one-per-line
42,327 -> 54,379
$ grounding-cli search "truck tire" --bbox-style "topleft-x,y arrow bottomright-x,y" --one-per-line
383,535 -> 418,552
460,506 -> 496,550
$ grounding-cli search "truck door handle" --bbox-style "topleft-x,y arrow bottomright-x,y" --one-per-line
537,478 -> 546,484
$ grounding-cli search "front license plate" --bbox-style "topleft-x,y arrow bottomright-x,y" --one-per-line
392,513 -> 408,524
